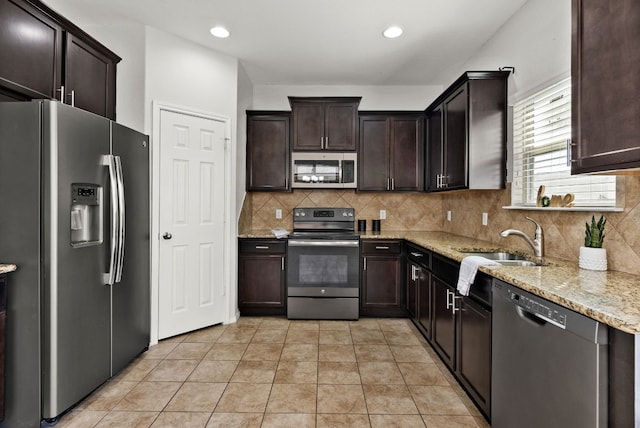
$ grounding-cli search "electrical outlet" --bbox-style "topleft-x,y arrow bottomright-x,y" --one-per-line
275,209 -> 282,219
482,212 -> 488,226
379,209 -> 386,220
447,210 -> 452,222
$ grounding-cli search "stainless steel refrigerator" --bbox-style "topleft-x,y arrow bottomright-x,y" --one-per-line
0,100 -> 150,427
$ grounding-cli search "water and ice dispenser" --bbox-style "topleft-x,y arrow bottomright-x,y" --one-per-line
70,184 -> 102,247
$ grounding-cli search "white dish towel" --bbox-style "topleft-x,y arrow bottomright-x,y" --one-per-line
456,256 -> 501,296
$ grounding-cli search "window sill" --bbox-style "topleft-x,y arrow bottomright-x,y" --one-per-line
502,206 -> 624,212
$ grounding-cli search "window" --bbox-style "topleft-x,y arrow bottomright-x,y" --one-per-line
511,77 -> 616,208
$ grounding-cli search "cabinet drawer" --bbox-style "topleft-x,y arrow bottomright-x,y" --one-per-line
431,254 -> 460,285
361,240 -> 402,255
469,272 -> 492,308
406,243 -> 431,269
239,239 -> 286,254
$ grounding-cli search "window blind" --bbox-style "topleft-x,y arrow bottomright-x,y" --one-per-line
511,78 -> 616,207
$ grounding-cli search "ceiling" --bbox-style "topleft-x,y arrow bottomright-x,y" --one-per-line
48,0 -> 528,86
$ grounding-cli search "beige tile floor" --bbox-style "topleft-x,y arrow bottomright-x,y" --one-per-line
57,317 -> 490,428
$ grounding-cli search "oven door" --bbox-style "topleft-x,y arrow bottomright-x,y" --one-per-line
287,239 -> 360,297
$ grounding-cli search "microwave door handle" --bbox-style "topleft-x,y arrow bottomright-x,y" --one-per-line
101,154 -> 118,286
338,160 -> 343,184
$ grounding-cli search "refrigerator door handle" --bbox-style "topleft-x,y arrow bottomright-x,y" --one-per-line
101,154 -> 118,285
114,155 -> 126,283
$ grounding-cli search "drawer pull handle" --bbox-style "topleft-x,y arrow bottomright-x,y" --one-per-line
375,246 -> 389,250
255,245 -> 269,249
410,252 -> 423,257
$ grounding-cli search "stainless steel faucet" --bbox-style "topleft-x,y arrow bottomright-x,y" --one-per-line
500,216 -> 544,258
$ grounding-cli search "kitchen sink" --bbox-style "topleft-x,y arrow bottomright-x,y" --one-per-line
459,251 -> 542,266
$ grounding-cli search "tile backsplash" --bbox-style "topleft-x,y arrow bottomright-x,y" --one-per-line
239,176 -> 640,276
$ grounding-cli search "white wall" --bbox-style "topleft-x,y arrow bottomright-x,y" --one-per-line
236,63 -> 253,223
253,85 -> 443,111
440,0 -> 571,101
143,27 -> 238,132
86,23 -> 146,131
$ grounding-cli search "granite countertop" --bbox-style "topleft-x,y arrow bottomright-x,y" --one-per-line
239,229 -> 640,334
0,264 -> 17,274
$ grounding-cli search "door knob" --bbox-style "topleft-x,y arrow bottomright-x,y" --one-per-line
163,232 -> 172,240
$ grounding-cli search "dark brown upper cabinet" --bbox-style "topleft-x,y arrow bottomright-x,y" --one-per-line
246,111 -> 291,191
289,97 -> 361,151
571,0 -> 640,174
65,33 -> 117,119
425,71 -> 509,192
359,112 -> 424,191
0,0 -> 120,119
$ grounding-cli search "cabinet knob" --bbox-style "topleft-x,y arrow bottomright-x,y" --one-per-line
163,232 -> 172,240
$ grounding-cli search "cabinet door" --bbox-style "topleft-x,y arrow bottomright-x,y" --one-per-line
431,277 -> 455,368
65,33 -> 117,119
456,297 -> 491,417
238,254 -> 286,313
246,113 -> 290,191
325,102 -> 357,150
417,268 -> 431,339
443,86 -> 468,190
405,261 -> 418,319
359,116 -> 389,191
0,0 -> 63,99
361,256 -> 404,317
390,116 -> 424,191
292,102 -> 324,150
572,0 -> 640,173
426,107 -> 443,191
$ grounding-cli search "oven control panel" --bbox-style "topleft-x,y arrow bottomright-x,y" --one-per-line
293,207 -> 354,220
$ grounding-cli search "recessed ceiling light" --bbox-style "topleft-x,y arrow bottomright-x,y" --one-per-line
382,26 -> 403,39
210,26 -> 230,38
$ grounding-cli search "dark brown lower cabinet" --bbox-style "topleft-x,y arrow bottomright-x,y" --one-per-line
417,268 -> 432,338
456,296 -> 491,416
405,260 -> 418,320
429,254 -> 491,419
238,239 -> 286,316
431,277 -> 456,367
360,240 -> 405,317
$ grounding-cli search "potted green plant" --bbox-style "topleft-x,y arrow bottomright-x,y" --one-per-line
579,215 -> 607,271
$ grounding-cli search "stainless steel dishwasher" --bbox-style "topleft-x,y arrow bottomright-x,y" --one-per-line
492,279 -> 608,428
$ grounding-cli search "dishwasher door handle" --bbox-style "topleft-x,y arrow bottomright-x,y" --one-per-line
515,306 -> 566,329
515,306 -> 547,327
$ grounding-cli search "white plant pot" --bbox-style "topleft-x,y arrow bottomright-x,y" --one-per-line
579,246 -> 607,271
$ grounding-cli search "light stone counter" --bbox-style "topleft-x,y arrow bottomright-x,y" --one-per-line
0,264 -> 17,275
238,230 -> 640,333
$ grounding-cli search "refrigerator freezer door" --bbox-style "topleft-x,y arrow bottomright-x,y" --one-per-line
41,101 -> 112,419
110,122 -> 150,375
0,101 -> 45,427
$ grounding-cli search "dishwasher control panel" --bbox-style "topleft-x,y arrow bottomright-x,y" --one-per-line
510,291 -> 567,328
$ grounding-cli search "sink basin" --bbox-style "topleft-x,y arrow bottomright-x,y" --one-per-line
491,259 -> 540,267
460,251 -> 527,261
460,251 -> 542,267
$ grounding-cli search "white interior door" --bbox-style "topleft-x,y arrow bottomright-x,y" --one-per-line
158,108 -> 227,339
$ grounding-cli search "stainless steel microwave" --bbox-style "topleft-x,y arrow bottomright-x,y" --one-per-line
291,152 -> 357,188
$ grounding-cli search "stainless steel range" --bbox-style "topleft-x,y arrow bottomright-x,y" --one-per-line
287,207 -> 360,320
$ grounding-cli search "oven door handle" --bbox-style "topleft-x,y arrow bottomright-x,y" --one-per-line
288,240 -> 359,247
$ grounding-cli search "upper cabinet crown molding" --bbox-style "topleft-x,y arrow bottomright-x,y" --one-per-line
289,96 -> 361,151
571,0 -> 640,174
425,71 -> 509,192
0,0 -> 120,119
